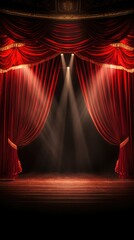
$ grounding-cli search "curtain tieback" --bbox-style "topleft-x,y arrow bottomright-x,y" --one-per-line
120,137 -> 129,149
8,138 -> 17,150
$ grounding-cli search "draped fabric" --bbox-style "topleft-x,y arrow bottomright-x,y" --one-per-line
0,12 -> 134,178
83,16 -> 133,44
0,57 -> 60,178
0,33 -> 59,72
1,14 -> 133,45
121,27 -> 134,47
76,57 -> 134,178
0,14 -> 134,71
75,44 -> 134,71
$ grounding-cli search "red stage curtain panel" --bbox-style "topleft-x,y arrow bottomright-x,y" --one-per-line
0,57 -> 60,178
1,14 -> 133,45
75,44 -> 134,71
76,57 -> 134,178
0,14 -> 134,64
0,38 -> 59,71
1,14 -> 133,71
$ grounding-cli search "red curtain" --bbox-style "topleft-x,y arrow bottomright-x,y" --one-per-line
75,44 -> 134,70
0,34 -> 59,71
1,14 -> 132,45
1,14 -> 133,71
0,12 -> 134,178
76,57 -> 134,178
0,57 -> 60,178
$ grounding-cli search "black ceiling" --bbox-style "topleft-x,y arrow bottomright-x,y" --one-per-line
0,0 -> 133,14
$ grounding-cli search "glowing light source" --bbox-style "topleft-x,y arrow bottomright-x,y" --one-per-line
61,53 -> 66,77
69,54 -> 74,71
67,66 -> 70,69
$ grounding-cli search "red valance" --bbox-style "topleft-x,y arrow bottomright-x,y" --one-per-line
0,13 -> 134,70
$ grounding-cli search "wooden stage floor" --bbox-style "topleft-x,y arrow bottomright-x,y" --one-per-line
0,174 -> 134,217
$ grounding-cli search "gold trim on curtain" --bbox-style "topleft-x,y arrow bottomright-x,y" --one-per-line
0,43 -> 24,51
110,43 -> 134,51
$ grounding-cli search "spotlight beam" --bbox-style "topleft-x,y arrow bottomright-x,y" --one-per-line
38,53 -> 91,172
61,53 -> 67,78
69,53 -> 75,73
54,73 -> 69,168
67,69 -> 91,171
42,65 -> 70,169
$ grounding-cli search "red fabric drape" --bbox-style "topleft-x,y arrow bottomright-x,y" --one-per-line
0,42 -> 59,71
76,57 -> 134,178
0,57 -> 60,178
1,14 -> 133,45
75,44 -> 134,70
0,29 -> 59,71
0,13 -> 134,178
121,28 -> 134,47
0,14 -> 134,71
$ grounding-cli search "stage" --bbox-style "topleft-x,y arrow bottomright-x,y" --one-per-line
0,174 -> 134,217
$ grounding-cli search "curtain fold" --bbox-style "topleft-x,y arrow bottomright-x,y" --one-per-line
84,15 -> 133,44
0,14 -> 134,71
0,43 -> 59,71
75,57 -> 134,178
0,57 -> 61,178
1,14 -> 133,45
75,44 -> 134,70
0,12 -> 134,178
